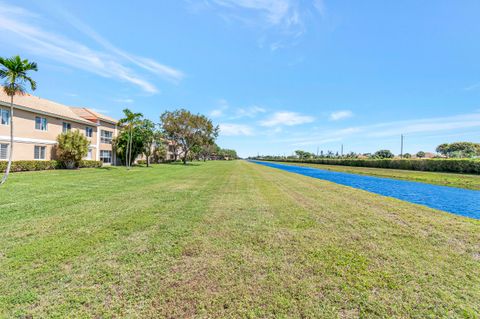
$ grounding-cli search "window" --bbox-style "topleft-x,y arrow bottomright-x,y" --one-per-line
100,130 -> 113,144
35,116 -> 47,131
85,126 -> 93,137
62,122 -> 71,133
0,109 -> 10,125
0,143 -> 8,160
86,148 -> 93,160
34,146 -> 46,160
100,150 -> 112,164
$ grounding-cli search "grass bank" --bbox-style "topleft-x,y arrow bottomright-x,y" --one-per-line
271,161 -> 480,190
0,161 -> 479,317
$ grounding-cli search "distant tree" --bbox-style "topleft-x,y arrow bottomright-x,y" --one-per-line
0,55 -> 38,185
56,130 -> 90,169
152,141 -> 167,163
198,143 -> 217,161
160,109 -> 219,165
118,109 -> 143,169
416,151 -> 426,158
113,126 -> 145,166
374,149 -> 394,159
435,143 -> 449,157
294,150 -> 313,159
403,153 -> 412,158
139,119 -> 160,167
436,142 -> 480,158
220,148 -> 238,160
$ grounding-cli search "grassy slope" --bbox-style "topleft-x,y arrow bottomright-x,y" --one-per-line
273,161 -> 480,190
0,161 -> 479,318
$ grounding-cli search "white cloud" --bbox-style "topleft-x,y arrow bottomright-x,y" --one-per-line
0,3 -> 184,93
114,98 -> 134,104
464,82 -> 480,91
200,0 -> 326,46
260,111 -> 314,127
219,123 -> 254,136
233,105 -> 266,118
280,112 -> 480,146
211,100 -> 266,119
329,110 -> 353,121
210,99 -> 229,118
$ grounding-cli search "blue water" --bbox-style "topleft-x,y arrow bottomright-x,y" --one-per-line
251,161 -> 480,219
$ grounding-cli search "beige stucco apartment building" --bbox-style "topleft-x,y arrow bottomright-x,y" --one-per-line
0,90 -> 118,164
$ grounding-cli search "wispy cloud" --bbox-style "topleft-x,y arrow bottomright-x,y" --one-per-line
464,82 -> 480,91
280,112 -> 480,146
260,111 -> 314,127
219,123 -> 254,136
210,99 -> 230,118
210,99 -> 266,119
329,110 -> 353,121
0,3 -> 184,93
114,98 -> 135,104
233,105 -> 266,118
197,0 -> 326,49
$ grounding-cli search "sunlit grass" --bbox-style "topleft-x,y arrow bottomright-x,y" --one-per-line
0,161 -> 479,317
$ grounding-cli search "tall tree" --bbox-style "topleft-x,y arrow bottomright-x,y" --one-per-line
0,55 -> 38,185
140,119 -> 161,167
160,109 -> 219,165
118,109 -> 143,168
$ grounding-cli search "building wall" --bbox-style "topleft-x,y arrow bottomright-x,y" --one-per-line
0,106 -> 107,161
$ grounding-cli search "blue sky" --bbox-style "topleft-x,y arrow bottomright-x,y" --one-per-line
1,0 -> 480,157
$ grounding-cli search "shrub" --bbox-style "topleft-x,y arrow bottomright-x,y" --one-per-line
79,160 -> 103,168
56,130 -> 90,168
0,160 -> 102,172
0,160 -> 60,172
258,158 -> 480,174
137,160 -> 147,165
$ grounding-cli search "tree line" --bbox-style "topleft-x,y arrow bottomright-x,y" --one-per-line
115,108 -> 237,167
255,142 -> 480,161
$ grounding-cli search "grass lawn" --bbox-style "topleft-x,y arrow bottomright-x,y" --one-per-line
1,161 -> 479,317
273,161 -> 480,190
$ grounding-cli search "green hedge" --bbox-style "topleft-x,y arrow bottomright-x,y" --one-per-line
0,160 -> 103,172
258,158 -> 480,174
78,160 -> 103,168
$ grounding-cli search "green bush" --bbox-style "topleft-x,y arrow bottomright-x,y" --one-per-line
78,160 -> 103,168
137,160 -> 147,165
0,160 -> 102,172
56,130 -> 90,168
259,158 -> 480,174
0,160 -> 60,172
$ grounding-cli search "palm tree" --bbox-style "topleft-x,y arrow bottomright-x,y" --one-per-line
0,56 -> 38,185
118,108 -> 143,168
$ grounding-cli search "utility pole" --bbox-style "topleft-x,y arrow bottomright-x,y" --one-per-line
400,134 -> 404,158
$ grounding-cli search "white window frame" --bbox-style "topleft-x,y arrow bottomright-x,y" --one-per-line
62,122 -> 71,133
34,145 -> 46,160
100,150 -> 112,163
0,108 -> 10,126
85,126 -> 93,138
35,116 -> 48,131
100,130 -> 113,144
0,143 -> 9,160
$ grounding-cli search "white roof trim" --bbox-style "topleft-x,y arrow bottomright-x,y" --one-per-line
0,101 -> 98,126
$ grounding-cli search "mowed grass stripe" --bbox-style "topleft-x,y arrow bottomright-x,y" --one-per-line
0,163 -> 231,317
0,161 -> 479,318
